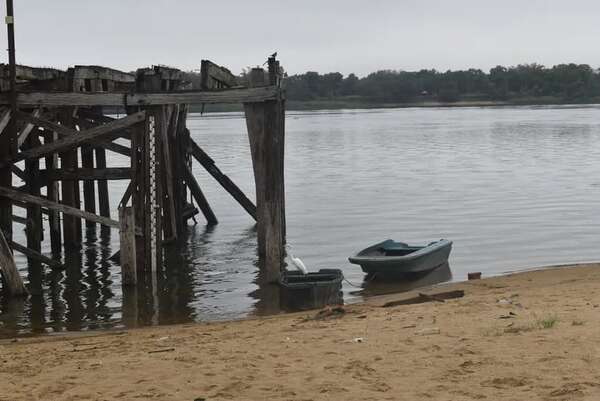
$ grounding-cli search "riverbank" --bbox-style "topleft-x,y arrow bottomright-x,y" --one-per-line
2,263 -> 600,400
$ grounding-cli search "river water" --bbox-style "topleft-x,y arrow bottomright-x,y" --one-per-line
2,105 -> 600,336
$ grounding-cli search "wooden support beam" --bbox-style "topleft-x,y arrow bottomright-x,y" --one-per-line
0,228 -> 27,296
119,181 -> 133,207
40,167 -> 131,181
0,111 -> 13,240
173,106 -> 190,234
181,203 -> 199,220
11,165 -> 25,181
130,118 -> 147,274
42,131 -> 61,254
81,145 -> 96,227
15,111 -> 131,157
13,111 -> 145,162
119,207 -> 136,285
0,108 -> 11,135
25,135 -> 42,256
59,109 -> 81,248
159,106 -> 177,240
16,108 -> 41,147
0,86 -> 280,106
95,148 -> 111,220
9,240 -> 62,268
189,137 -> 256,220
244,68 -> 286,283
12,214 -> 26,225
0,185 -> 119,228
182,164 -> 217,225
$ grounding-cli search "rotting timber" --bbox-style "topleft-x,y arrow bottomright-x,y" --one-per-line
0,57 -> 286,295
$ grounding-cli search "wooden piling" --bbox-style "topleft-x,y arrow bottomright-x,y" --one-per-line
59,109 -> 81,248
174,106 -> 190,233
244,67 -> 286,283
43,131 -> 62,254
130,115 -> 147,276
25,134 -> 42,256
81,145 -> 97,227
119,206 -> 136,285
95,147 -> 111,219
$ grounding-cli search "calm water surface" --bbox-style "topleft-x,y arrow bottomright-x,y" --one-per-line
2,105 -> 600,336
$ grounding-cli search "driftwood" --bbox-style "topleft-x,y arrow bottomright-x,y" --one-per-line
381,290 -> 465,308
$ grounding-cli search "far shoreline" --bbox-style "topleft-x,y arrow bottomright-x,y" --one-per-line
198,97 -> 600,113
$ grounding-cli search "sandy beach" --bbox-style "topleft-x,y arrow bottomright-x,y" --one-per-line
2,263 -> 600,401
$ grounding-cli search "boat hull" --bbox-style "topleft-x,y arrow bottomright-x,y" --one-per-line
348,239 -> 452,276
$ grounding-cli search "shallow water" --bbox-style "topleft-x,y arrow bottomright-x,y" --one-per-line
3,104 -> 600,336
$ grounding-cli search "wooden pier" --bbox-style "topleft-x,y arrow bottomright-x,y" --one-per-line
0,57 -> 286,295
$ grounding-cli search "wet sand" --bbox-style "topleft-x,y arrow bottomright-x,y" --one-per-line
2,263 -> 600,401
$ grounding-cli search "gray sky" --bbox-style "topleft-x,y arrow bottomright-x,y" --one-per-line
4,0 -> 600,77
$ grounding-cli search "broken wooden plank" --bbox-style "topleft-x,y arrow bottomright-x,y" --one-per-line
0,86 -> 280,106
380,290 -> 465,308
200,60 -> 238,89
189,138 -> 256,220
0,185 -> 119,228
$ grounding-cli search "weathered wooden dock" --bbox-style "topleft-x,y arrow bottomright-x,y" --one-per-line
0,57 -> 286,296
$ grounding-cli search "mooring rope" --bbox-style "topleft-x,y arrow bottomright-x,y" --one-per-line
343,273 -> 378,288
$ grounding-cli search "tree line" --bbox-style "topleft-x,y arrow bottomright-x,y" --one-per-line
282,64 -> 600,103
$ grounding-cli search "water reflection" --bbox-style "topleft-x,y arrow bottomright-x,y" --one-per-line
353,263 -> 453,297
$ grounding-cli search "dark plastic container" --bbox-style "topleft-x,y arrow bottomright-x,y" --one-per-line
279,269 -> 344,311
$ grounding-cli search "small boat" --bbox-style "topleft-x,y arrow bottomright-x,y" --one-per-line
348,239 -> 452,276
279,269 -> 343,311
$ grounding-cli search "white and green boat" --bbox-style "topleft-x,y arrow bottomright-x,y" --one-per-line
349,239 -> 452,276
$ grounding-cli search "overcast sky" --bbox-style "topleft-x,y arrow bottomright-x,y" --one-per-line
3,0 -> 600,77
